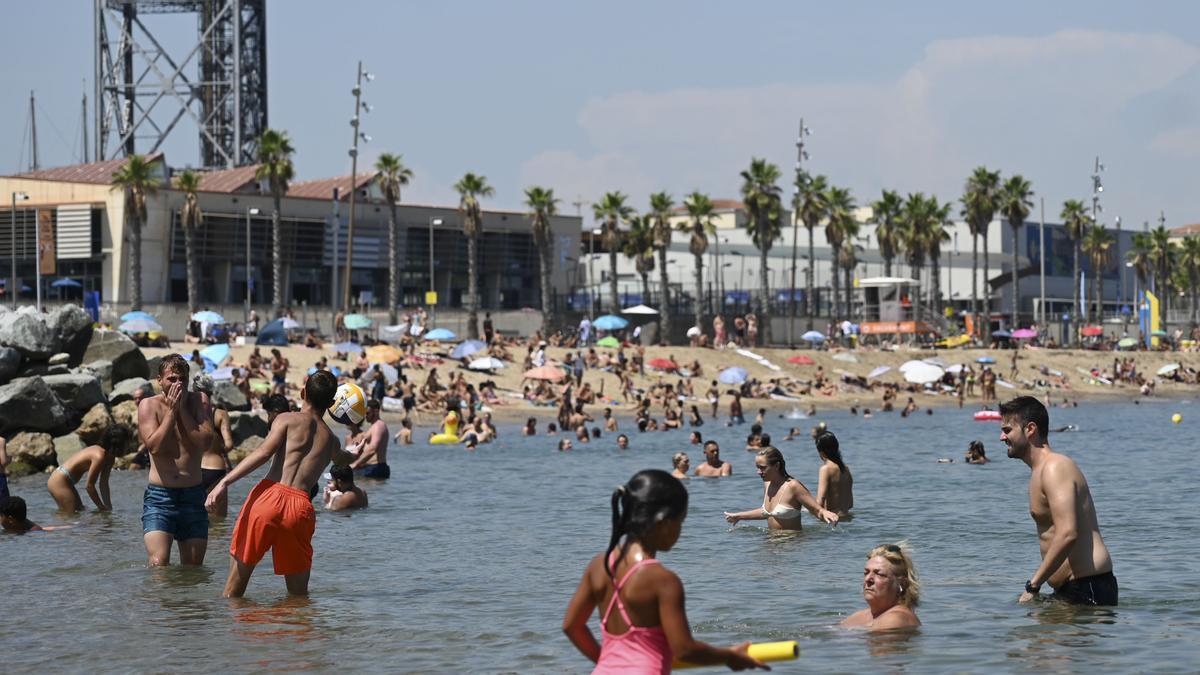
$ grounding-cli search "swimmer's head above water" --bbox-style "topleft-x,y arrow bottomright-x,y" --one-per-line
606,469 -> 689,578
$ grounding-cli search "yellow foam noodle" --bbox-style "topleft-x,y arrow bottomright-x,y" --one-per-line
673,640 -> 799,669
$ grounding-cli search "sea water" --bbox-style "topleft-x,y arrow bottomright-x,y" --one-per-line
2,400 -> 1198,672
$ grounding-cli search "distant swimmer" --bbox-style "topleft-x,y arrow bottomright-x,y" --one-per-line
558,438 -> 573,452
814,432 -> 853,517
965,441 -> 990,464
393,418 -> 414,445
694,441 -> 732,477
1051,425 -> 1078,433
323,465 -> 368,511
783,427 -> 802,441
47,426 -> 128,512
1001,396 -> 1117,606
0,496 -> 42,533
671,452 -> 691,480
840,543 -> 922,630
724,447 -> 838,530
562,470 -> 767,672
616,434 -> 629,450
689,431 -> 703,445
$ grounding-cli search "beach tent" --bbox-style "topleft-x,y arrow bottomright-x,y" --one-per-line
256,319 -> 289,346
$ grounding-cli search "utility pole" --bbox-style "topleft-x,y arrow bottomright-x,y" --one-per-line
1038,198 -> 1046,328
1084,156 -> 1104,344
29,91 -> 39,171
342,61 -> 371,310
81,85 -> 89,163
789,118 -> 811,346
572,196 -> 589,312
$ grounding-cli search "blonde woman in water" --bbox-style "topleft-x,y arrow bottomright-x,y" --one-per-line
723,447 -> 839,530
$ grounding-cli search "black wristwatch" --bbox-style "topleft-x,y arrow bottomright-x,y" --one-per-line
1024,580 -> 1041,595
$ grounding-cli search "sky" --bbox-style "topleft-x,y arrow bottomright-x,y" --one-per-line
2,1 -> 1199,227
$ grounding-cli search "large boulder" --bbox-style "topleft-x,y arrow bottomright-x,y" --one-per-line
7,431 -> 56,471
0,346 -> 21,384
0,308 -> 58,359
212,380 -> 250,412
82,330 -> 149,383
0,377 -> 68,435
80,359 -> 114,394
54,433 -> 86,465
42,373 -> 106,416
146,355 -> 163,378
47,305 -> 94,366
111,400 -> 139,437
109,377 -> 154,405
229,434 -> 265,465
75,403 -> 113,444
229,411 -> 269,445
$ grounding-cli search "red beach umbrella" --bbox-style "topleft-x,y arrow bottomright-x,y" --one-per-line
788,355 -> 816,365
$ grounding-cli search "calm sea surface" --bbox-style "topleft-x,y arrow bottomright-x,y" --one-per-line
3,399 -> 1199,673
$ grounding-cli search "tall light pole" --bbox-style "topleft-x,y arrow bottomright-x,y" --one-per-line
1038,198 -> 1046,327
589,228 -> 601,317
1084,156 -> 1104,342
10,191 -> 29,308
789,118 -> 811,346
245,207 -> 260,325
429,217 -> 443,327
342,61 -> 373,310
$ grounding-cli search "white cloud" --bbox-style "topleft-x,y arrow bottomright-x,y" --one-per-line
1149,126 -> 1200,157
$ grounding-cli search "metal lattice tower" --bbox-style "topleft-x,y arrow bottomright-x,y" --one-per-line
94,0 -> 267,169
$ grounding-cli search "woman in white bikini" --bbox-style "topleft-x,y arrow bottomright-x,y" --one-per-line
723,446 -> 839,530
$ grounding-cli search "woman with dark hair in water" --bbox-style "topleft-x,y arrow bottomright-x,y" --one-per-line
724,447 -> 839,531
815,431 -> 854,517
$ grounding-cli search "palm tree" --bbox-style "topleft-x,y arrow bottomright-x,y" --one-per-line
174,170 -> 204,314
926,198 -> 952,319
794,172 -> 829,330
375,153 -> 413,325
831,194 -> 861,318
680,192 -> 718,337
593,192 -> 635,314
648,191 -> 675,343
1061,199 -> 1090,338
254,129 -> 295,317
110,154 -> 160,310
525,186 -> 559,336
825,186 -> 855,321
623,215 -> 656,304
740,158 -> 783,346
1127,232 -> 1153,304
900,193 -> 935,328
1081,224 -> 1115,325
962,167 -> 1001,341
454,173 -> 494,340
999,175 -> 1034,328
1178,235 -> 1200,329
870,190 -> 904,278
1148,225 -> 1176,326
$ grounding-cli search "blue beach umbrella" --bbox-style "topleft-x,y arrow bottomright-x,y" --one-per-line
424,328 -> 457,341
51,278 -> 82,288
200,344 -> 230,366
343,314 -> 372,330
333,341 -> 363,353
976,356 -> 996,364
718,366 -> 748,385
119,319 -> 162,333
121,310 -> 156,322
594,315 -> 629,330
992,329 -> 1012,338
451,339 -> 487,359
801,330 -> 826,342
192,310 -> 226,324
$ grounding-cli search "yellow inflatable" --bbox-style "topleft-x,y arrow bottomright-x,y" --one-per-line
674,641 -> 798,669
430,411 -> 462,445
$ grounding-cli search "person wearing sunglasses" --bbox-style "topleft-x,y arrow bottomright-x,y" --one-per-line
841,543 -> 921,630
723,447 -> 838,530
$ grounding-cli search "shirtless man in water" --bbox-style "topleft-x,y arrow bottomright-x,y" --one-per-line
206,370 -> 350,597
137,354 -> 215,566
694,441 -> 732,477
349,399 -> 390,479
1001,396 -> 1117,606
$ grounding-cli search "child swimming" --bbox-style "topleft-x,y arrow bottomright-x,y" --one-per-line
562,469 -> 766,672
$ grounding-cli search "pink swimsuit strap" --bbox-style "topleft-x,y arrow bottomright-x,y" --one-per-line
601,553 -> 662,632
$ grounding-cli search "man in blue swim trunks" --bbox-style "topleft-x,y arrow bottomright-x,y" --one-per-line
137,353 -> 215,566
349,399 -> 389,479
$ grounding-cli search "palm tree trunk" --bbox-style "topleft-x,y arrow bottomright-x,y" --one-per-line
982,227 -> 990,342
640,270 -> 650,305
271,194 -> 283,317
694,253 -> 703,338
466,222 -> 479,340
184,223 -> 198,314
806,226 -> 815,330
830,255 -> 841,322
1190,284 -> 1198,329
884,253 -> 893,278
1011,224 -> 1020,329
930,256 -> 941,320
1072,242 -> 1082,342
539,244 -> 553,337
912,265 -> 922,334
658,243 -> 671,344
387,203 -> 399,325
608,245 -> 619,314
1092,261 -> 1101,327
758,243 -> 771,346
971,233 -> 979,339
843,265 -> 852,322
129,209 -> 142,311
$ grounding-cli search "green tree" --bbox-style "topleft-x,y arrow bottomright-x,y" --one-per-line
999,175 -> 1034,328
525,186 -> 560,336
962,167 -> 1001,341
593,192 -> 635,314
870,189 -> 904,278
925,198 -> 952,319
375,153 -> 413,325
740,158 -> 784,345
831,192 -> 861,318
623,215 -> 656,305
1061,199 -> 1091,338
175,169 -> 203,314
900,193 -> 936,328
825,185 -> 855,321
110,154 -> 160,311
1081,224 -> 1115,325
254,129 -> 295,317
794,172 -> 829,330
1148,225 -> 1176,326
454,173 -> 494,340
1126,232 -> 1153,302
680,192 -> 717,337
649,191 -> 675,343
1178,235 -> 1200,329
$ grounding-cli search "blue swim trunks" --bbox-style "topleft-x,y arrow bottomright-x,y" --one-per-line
0,473 -> 8,501
355,463 -> 391,479
142,484 -> 209,541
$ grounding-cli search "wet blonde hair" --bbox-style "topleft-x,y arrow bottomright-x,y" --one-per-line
867,542 -> 920,608
672,452 -> 689,470
756,446 -> 792,480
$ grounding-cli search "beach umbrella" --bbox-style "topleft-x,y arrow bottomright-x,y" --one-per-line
343,314 -> 372,330
363,362 -> 400,385
801,330 -> 826,342
1157,363 -> 1180,376
191,310 -> 226,324
365,344 -> 403,363
867,365 -> 892,379
686,326 -> 702,338
281,317 -> 301,329
647,358 -> 678,370
451,340 -> 487,359
1080,325 -> 1103,337
621,304 -> 659,315
976,356 -> 996,364
119,318 -> 161,333
596,336 -> 620,348
718,366 -> 748,384
992,329 -> 1012,338
50,278 -> 82,288
788,355 -> 815,365
424,328 -> 457,341
1117,337 -> 1137,350
524,364 -> 566,382
469,356 -> 506,371
1152,330 -> 1169,337
946,363 -> 965,374
121,310 -> 156,322
332,341 -> 363,354
903,362 -> 944,384
1011,328 -> 1038,339
832,352 -> 859,363
199,344 -> 230,366
899,360 -> 926,373
594,315 -> 629,330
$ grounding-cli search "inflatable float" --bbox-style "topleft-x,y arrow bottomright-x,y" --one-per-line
974,410 -> 1001,421
430,411 -> 462,444
675,641 -> 798,669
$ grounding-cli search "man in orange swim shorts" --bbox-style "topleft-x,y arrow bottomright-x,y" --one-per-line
205,370 -> 351,597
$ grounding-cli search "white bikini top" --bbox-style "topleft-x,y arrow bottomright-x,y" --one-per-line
762,491 -> 803,520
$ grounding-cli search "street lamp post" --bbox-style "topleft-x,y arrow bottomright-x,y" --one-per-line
429,217 -> 443,327
10,191 -> 29,308
789,118 -> 812,346
245,207 -> 260,325
1038,198 -> 1045,327
589,228 -> 601,317
343,61 -> 373,310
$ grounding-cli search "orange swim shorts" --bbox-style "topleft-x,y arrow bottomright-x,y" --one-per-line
230,479 -> 316,575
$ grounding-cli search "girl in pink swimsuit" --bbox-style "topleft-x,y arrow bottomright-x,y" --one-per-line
563,470 -> 767,673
